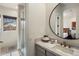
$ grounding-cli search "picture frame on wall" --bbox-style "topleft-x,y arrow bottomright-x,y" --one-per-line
3,15 -> 17,31
0,14 -> 2,32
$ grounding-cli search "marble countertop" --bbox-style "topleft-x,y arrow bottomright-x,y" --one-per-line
35,40 -> 79,56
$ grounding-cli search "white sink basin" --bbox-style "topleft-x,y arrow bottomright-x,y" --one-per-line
52,45 -> 73,54
72,48 -> 79,56
52,45 -> 79,56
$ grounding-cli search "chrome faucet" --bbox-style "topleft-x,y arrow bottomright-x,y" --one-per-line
60,41 -> 71,48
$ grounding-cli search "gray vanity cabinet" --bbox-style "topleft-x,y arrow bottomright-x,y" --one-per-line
35,44 -> 59,56
46,50 -> 59,56
35,44 -> 45,56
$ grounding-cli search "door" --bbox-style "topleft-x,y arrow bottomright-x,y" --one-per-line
18,3 -> 27,56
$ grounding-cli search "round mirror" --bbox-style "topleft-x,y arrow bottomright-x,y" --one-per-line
49,3 -> 79,40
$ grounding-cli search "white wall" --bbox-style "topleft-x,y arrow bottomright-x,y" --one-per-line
45,3 -> 79,47
45,3 -> 58,37
0,5 -> 18,47
25,3 -> 46,56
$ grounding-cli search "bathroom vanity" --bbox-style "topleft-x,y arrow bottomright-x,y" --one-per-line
35,3 -> 79,56
35,39 -> 79,56
35,41 -> 60,56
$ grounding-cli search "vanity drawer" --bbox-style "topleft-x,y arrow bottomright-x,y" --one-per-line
46,51 -> 56,56
46,50 -> 60,56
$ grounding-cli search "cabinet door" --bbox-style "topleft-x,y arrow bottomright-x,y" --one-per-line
35,45 -> 45,56
46,51 -> 59,56
36,50 -> 45,56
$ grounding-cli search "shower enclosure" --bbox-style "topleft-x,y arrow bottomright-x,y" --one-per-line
18,3 -> 28,56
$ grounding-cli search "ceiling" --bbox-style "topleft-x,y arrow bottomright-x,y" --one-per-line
0,3 -> 18,10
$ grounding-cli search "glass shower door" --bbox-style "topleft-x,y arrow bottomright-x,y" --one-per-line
18,3 -> 27,56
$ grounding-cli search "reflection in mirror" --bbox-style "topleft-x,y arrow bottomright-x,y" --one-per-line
49,3 -> 79,40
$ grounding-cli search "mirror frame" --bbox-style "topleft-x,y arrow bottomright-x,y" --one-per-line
49,3 -> 78,40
